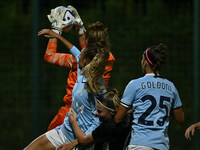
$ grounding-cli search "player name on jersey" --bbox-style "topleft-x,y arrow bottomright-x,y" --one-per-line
141,81 -> 172,92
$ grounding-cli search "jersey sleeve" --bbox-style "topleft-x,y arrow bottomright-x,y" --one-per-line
44,42 -> 76,68
69,46 -> 81,63
172,86 -> 182,109
121,80 -> 136,109
103,52 -> 115,88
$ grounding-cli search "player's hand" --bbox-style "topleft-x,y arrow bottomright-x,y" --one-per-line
47,6 -> 73,35
67,5 -> 86,35
185,124 -> 196,140
57,143 -> 73,150
67,5 -> 83,27
47,8 -> 57,23
47,7 -> 63,34
68,108 -> 77,124
38,29 -> 60,39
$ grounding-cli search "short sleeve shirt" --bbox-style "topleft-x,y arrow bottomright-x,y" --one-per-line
61,46 -> 106,141
92,119 -> 117,143
121,74 -> 182,150
92,117 -> 131,150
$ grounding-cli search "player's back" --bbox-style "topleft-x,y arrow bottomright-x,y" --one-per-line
123,74 -> 182,150
133,74 -> 175,127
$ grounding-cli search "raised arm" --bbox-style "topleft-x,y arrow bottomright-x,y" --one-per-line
67,5 -> 86,50
38,29 -> 73,49
38,29 -> 80,62
38,29 -> 77,68
44,41 -> 76,68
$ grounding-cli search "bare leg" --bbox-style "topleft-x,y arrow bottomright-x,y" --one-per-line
24,134 -> 55,150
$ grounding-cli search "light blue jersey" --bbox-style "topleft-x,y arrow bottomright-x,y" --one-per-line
121,74 -> 182,150
61,46 -> 105,141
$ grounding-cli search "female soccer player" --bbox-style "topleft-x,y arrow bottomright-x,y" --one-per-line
185,121 -> 200,140
45,5 -> 115,131
114,43 -> 184,150
24,27 -> 109,149
57,89 -> 132,150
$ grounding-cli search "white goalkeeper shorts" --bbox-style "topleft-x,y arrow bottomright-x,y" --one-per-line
45,125 -> 75,149
127,145 -> 155,150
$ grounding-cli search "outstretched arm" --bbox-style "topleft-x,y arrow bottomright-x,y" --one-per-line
68,108 -> 94,145
185,121 -> 200,140
38,29 -> 76,68
67,5 -> 86,49
44,41 -> 76,68
78,34 -> 86,49
38,29 -> 73,50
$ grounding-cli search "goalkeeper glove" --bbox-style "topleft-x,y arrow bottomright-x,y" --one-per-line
67,5 -> 86,35
47,6 -> 73,35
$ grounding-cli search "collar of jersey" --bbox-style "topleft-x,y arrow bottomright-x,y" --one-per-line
145,73 -> 156,76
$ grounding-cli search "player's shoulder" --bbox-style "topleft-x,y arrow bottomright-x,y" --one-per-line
133,75 -> 147,82
127,76 -> 144,87
157,77 -> 178,93
160,77 -> 176,87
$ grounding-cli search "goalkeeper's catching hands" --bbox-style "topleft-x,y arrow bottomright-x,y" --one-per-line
47,6 -> 75,35
67,5 -> 86,35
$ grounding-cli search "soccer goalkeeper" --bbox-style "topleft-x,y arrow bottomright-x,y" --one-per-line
43,5 -> 115,131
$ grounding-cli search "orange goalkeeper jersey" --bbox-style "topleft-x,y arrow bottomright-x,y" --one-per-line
44,42 -> 115,106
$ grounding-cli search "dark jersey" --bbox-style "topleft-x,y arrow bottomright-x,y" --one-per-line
93,115 -> 132,150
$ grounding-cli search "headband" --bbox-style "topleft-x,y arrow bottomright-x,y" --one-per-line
97,100 -> 115,111
145,48 -> 156,67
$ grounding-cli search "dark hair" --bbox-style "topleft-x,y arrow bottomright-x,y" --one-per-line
144,43 -> 167,75
97,89 -> 120,111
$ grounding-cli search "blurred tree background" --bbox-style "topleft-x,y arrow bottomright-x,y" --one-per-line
0,0 -> 199,149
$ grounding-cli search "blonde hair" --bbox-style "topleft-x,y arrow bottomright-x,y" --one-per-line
82,46 -> 109,93
82,21 -> 110,93
97,89 -> 120,111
